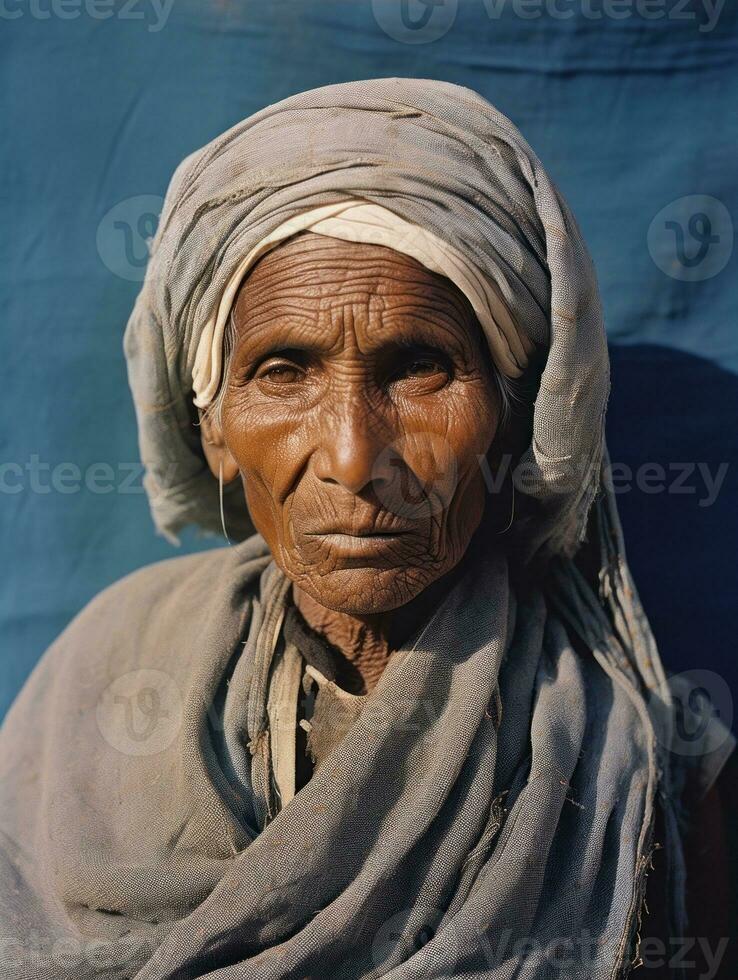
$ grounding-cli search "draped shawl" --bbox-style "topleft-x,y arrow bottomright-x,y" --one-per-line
122,76 -> 607,560
0,79 -> 732,980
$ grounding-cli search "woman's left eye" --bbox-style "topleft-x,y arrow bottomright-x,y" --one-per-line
403,358 -> 445,377
393,355 -> 451,385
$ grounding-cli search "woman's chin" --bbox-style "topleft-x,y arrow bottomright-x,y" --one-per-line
293,564 -> 433,617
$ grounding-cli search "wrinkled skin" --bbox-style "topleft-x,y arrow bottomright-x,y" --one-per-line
199,234 -> 738,940
200,232 -> 504,690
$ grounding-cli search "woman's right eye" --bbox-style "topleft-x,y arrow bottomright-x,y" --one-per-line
255,360 -> 303,384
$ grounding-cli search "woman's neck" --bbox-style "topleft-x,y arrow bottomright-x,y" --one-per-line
291,588 -> 395,693
292,548 -> 476,694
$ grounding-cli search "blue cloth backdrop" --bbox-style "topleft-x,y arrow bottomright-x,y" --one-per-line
1,0 -> 736,725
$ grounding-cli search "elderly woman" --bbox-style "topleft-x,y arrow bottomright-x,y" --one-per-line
0,79 -> 734,980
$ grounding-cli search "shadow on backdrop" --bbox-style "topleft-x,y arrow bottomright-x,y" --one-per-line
2,2 -> 736,724
607,343 -> 737,702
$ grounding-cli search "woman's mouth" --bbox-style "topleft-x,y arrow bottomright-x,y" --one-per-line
304,527 -> 413,560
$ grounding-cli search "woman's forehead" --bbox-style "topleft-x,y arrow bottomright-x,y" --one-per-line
237,232 -> 463,293
229,234 -> 484,356
232,232 -> 477,323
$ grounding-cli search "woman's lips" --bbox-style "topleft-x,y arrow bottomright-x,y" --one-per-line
304,527 -> 412,559
305,521 -> 415,537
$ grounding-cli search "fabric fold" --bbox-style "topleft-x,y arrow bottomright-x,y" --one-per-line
123,77 -> 599,559
3,526 -> 724,978
1,77 -> 732,980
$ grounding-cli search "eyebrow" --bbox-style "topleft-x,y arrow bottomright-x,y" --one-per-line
232,322 -> 471,365
230,292 -> 480,363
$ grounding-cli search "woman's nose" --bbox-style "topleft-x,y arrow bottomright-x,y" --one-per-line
313,401 -> 394,495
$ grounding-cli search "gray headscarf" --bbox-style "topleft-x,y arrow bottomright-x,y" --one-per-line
123,76 -> 606,562
1,79 -> 731,980
115,75 -> 706,967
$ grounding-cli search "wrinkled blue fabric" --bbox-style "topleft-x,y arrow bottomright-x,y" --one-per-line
2,0 -> 736,735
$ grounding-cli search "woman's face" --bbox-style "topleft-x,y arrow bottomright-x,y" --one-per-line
206,232 -> 502,615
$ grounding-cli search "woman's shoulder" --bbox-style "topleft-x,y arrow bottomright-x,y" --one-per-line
89,531 -> 269,606
2,533 -> 272,731
66,532 -> 271,636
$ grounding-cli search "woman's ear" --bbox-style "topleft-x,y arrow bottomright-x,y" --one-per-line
198,409 -> 240,483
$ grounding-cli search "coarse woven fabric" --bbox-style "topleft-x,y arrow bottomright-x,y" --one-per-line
0,524 -> 729,980
1,77 -> 733,979
122,77 -> 606,559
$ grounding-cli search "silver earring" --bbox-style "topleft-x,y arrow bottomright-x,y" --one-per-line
218,459 -> 232,546
496,474 -> 515,535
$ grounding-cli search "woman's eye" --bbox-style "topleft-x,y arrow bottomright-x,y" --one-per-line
404,359 -> 445,377
393,355 -> 450,385
256,361 -> 303,384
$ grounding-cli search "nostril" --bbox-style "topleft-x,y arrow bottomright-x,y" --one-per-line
313,432 -> 387,495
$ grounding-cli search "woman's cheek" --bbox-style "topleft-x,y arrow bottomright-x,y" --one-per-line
403,388 -> 496,485
225,397 -> 288,465
230,416 -> 314,518
451,385 -> 500,460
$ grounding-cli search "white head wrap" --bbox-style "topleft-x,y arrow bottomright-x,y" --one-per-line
192,198 -> 534,408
